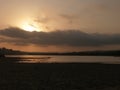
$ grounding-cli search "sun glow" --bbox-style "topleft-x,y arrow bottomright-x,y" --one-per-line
20,21 -> 41,32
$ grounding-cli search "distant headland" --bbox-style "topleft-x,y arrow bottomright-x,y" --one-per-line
0,47 -> 120,57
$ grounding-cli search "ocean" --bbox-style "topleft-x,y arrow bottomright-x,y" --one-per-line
6,55 -> 120,64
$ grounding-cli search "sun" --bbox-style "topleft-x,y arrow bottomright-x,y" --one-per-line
20,22 -> 41,32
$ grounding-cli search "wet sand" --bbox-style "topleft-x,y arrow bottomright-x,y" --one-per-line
0,59 -> 120,90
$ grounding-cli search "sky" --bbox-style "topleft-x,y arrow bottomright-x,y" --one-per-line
0,0 -> 120,52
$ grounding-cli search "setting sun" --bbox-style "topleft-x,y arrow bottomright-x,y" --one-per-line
20,21 -> 41,32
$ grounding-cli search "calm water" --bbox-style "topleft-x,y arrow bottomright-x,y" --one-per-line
6,55 -> 120,64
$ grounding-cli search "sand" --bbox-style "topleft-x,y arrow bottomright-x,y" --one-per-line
0,58 -> 120,90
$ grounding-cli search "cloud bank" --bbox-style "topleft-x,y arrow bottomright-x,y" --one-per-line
0,27 -> 120,47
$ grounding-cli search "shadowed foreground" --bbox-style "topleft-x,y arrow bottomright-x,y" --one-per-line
0,60 -> 120,90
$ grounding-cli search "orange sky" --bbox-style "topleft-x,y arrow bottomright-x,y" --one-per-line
0,0 -> 120,52
0,0 -> 120,33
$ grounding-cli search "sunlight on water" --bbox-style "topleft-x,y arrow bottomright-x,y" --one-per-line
19,57 -> 52,63
6,55 -> 53,63
4,55 -> 120,64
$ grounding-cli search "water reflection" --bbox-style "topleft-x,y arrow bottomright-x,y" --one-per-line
18,57 -> 52,63
0,56 -> 52,63
0,55 -> 120,64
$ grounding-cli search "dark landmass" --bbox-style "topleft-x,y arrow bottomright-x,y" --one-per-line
27,50 -> 120,57
0,61 -> 120,90
0,47 -> 120,56
0,48 -> 25,55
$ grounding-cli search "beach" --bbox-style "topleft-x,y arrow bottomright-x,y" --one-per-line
0,58 -> 120,90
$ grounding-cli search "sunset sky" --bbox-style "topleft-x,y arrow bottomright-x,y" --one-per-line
0,0 -> 120,52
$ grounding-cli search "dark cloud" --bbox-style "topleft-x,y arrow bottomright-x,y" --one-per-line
0,27 -> 120,47
0,27 -> 31,38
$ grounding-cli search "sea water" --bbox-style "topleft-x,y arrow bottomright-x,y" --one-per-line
6,55 -> 120,64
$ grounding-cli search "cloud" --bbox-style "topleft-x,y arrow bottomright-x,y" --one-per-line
0,27 -> 32,38
0,27 -> 120,47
